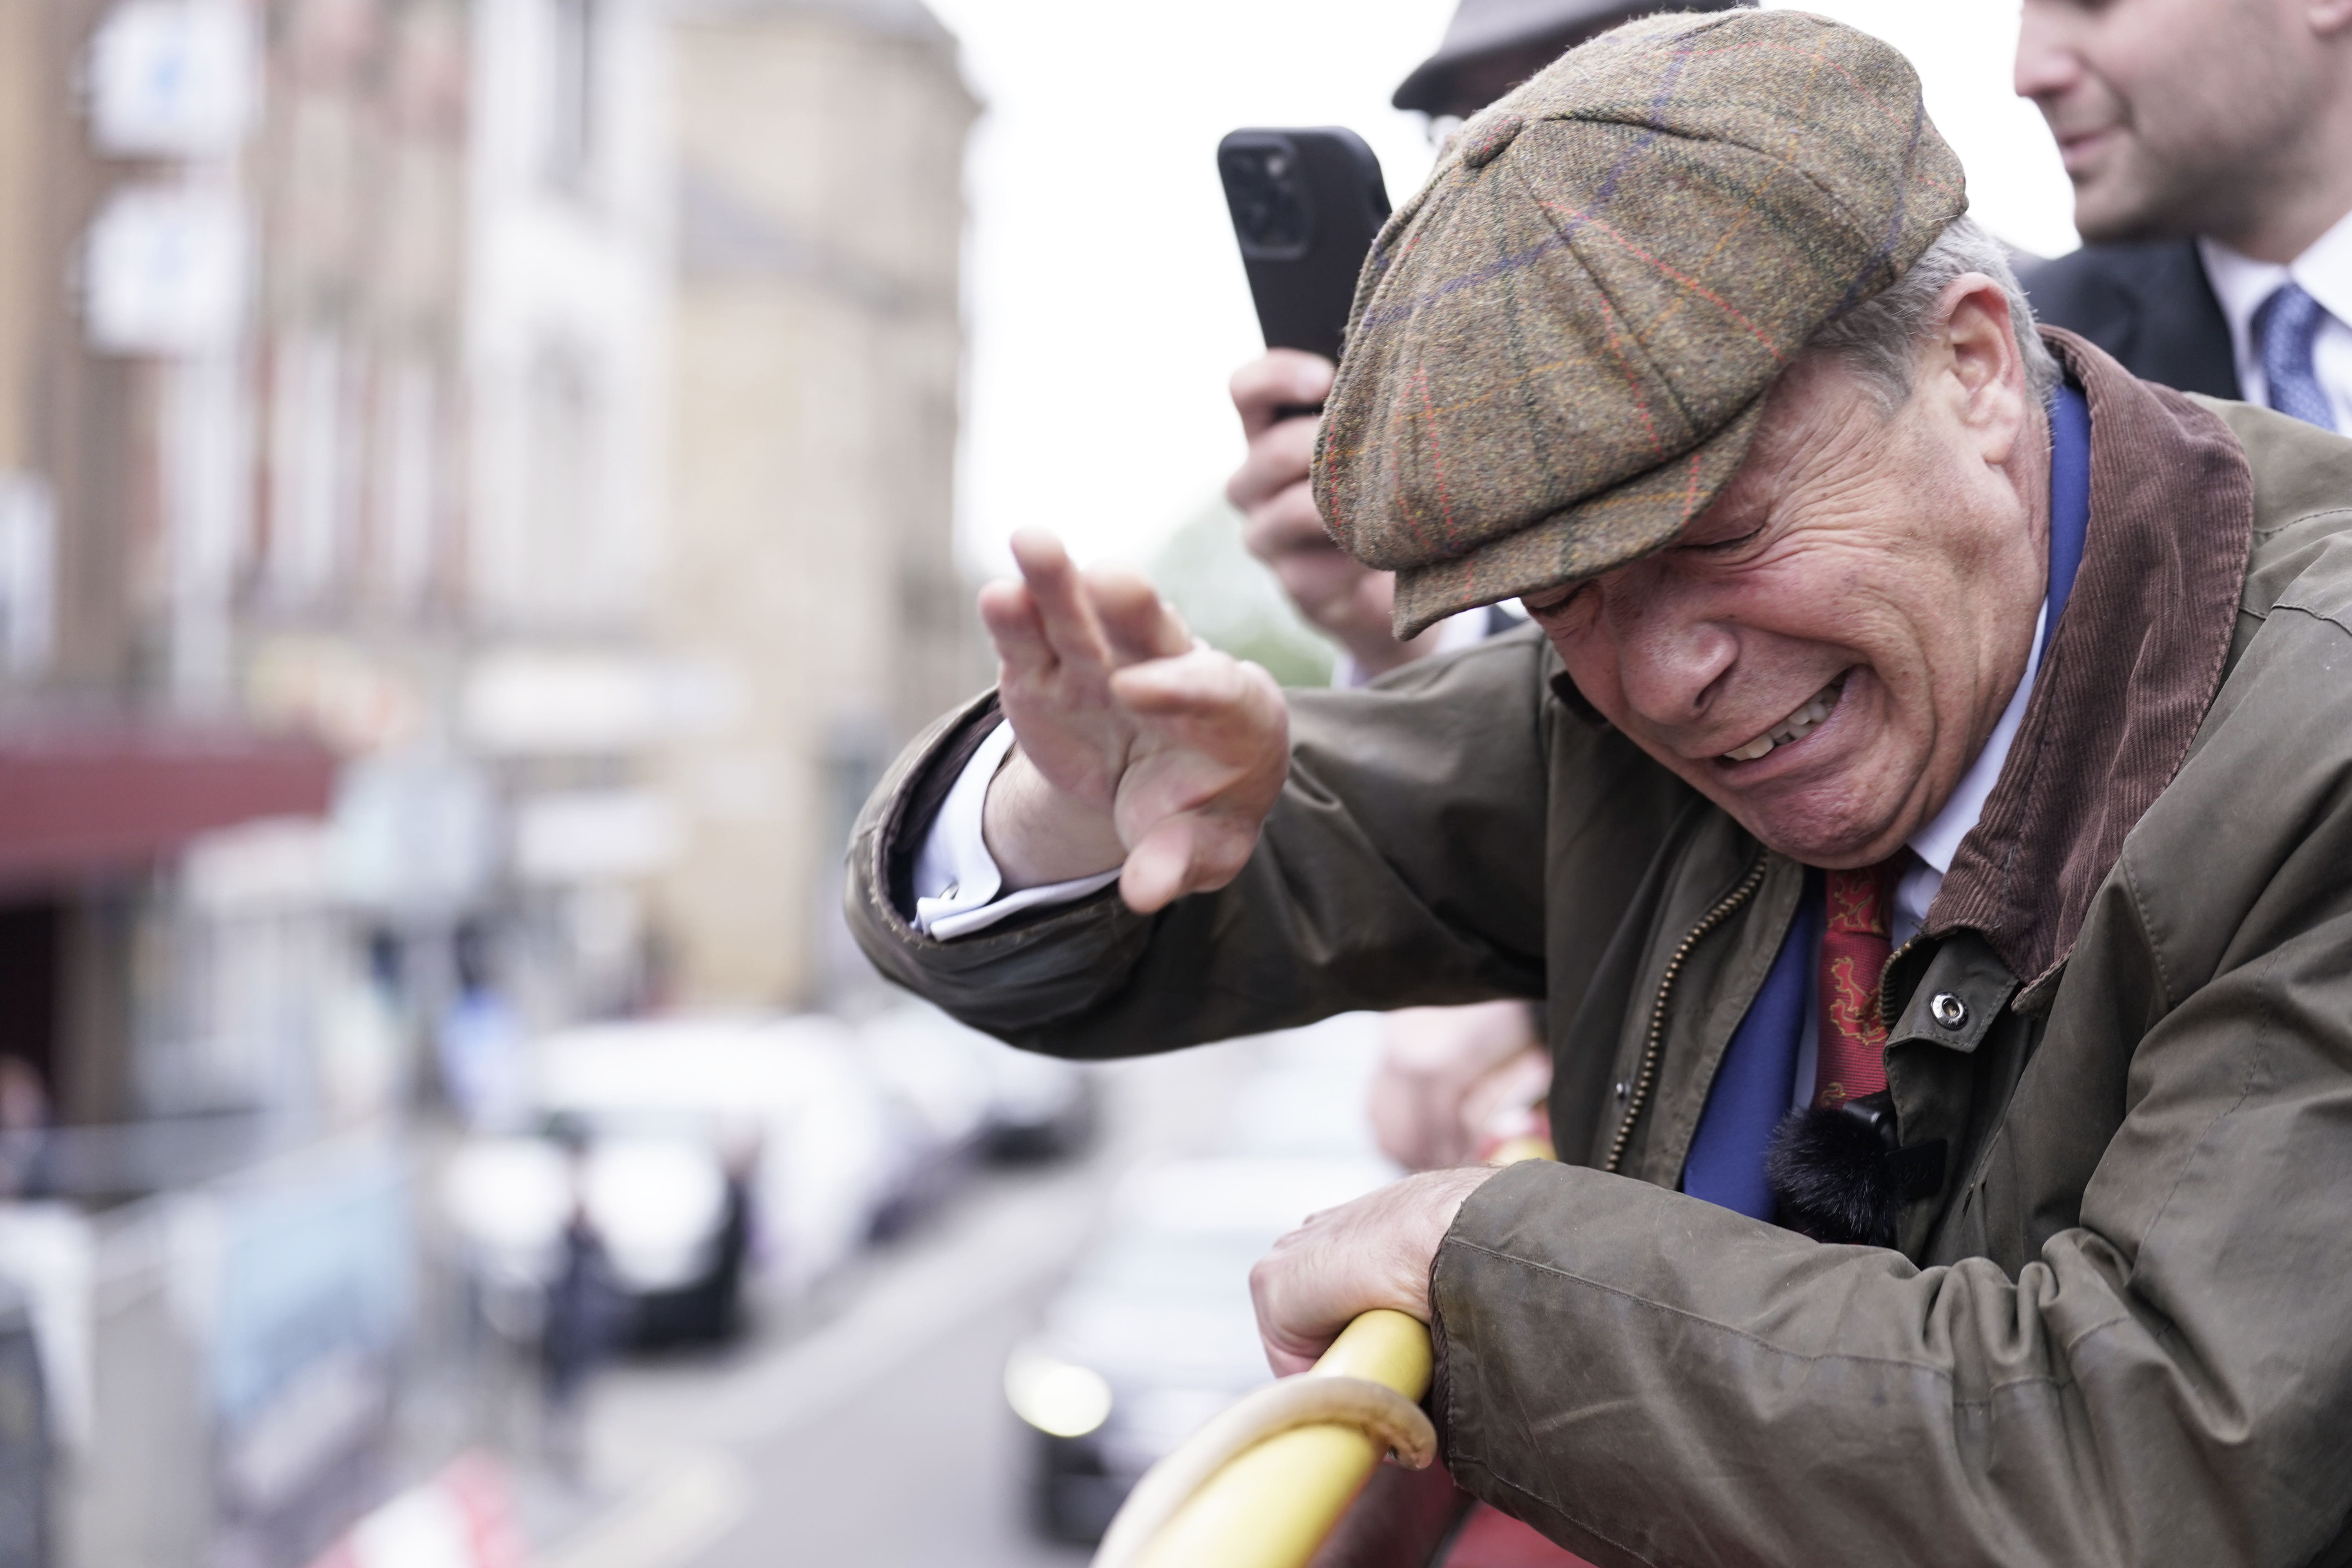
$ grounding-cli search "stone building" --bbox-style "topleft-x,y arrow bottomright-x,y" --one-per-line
0,0 -> 675,1134
447,0 -> 674,1028
0,0 -> 670,1560
656,0 -> 978,1009
0,0 -> 355,1136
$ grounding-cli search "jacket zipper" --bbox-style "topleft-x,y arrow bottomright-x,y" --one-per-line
1602,854 -> 1770,1175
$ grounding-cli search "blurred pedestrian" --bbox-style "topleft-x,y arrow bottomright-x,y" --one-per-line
1227,0 -> 1749,1183
2018,0 -> 2352,428
540,1125 -> 629,1479
0,1278 -> 46,1568
0,1056 -> 50,1199
437,921 -> 531,1132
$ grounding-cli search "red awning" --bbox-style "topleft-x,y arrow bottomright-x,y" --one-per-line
0,720 -> 336,886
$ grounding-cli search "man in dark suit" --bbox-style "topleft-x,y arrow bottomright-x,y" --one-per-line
2016,0 -> 2352,426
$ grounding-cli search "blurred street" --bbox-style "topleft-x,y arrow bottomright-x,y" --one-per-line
535,1042 -> 1259,1568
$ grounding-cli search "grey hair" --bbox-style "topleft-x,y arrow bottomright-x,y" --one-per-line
1802,215 -> 2061,410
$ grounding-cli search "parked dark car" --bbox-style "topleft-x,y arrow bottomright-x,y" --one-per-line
1009,1018 -> 1396,1543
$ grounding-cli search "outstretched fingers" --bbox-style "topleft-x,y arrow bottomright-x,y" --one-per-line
976,576 -> 1054,684
981,539 -> 1289,911
1087,564 -> 1194,666
1008,528 -> 1110,676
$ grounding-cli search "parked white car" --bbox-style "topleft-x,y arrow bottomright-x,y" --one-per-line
440,1005 -> 1100,1346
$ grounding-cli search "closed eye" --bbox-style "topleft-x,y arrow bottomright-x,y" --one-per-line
1681,524 -> 1766,556
1524,583 -> 1592,622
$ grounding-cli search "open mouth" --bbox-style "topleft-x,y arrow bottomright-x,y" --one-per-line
1720,674 -> 1847,764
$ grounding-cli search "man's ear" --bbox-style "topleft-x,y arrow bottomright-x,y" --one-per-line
1936,274 -> 2030,463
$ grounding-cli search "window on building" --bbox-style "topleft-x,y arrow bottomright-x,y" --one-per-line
523,346 -> 601,619
266,331 -> 350,605
374,359 -> 440,612
0,477 -> 55,679
545,0 -> 596,190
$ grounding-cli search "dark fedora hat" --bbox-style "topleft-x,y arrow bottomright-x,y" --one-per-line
1393,0 -> 1753,118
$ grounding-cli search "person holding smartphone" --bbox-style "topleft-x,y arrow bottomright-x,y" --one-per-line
1225,0 -> 1751,1182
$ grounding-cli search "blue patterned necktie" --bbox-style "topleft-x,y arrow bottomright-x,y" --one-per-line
2254,281 -> 2338,432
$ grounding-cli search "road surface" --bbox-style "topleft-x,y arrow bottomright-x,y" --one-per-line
537,1038 -> 1262,1568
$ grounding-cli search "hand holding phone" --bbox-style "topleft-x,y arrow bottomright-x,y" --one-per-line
1219,128 -> 1410,674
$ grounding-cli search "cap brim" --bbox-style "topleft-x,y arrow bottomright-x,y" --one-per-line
1387,392 -> 1769,639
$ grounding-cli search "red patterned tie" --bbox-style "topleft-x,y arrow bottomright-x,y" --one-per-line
1814,861 -> 1896,1108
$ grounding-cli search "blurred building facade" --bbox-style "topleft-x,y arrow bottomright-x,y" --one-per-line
0,0 -> 346,1142
0,0 -> 454,1559
446,0 -> 673,1033
0,0 -> 980,1558
655,0 -> 977,1010
0,0 -> 670,1560
0,0 -> 678,1123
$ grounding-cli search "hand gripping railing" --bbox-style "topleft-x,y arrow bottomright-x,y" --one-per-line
1089,1307 -> 1437,1568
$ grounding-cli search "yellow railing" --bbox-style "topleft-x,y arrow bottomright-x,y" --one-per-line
1094,1136 -> 1555,1568
1092,1307 -> 1435,1568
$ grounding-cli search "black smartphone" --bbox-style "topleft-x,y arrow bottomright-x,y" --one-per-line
1218,127 -> 1391,369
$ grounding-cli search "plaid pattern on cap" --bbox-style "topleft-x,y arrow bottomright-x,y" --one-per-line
1313,9 -> 1967,637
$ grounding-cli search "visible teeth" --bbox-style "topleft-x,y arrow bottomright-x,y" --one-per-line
1721,680 -> 1844,764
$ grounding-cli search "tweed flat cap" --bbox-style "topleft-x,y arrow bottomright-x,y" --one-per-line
1314,9 -> 1967,637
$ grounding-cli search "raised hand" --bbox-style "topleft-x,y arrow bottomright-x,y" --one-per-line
1227,350 -> 1416,677
976,530 -> 1290,915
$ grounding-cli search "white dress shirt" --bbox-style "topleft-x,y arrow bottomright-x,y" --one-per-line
909,720 -> 1121,941
2198,209 -> 2352,431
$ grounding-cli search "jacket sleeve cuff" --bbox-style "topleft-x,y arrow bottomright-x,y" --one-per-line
910,720 -> 1123,939
845,689 -> 1156,1046
1426,1158 -> 1568,1471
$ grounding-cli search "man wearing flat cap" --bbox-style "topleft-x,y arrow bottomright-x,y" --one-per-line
851,10 -> 2352,1564
1232,0 -> 1752,1198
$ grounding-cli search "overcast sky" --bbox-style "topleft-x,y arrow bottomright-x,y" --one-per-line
920,0 -> 2082,578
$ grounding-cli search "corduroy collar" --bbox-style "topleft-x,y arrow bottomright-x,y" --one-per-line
1922,328 -> 2255,993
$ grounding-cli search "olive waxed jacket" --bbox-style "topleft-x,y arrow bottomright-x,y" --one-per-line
844,336 -> 2352,1565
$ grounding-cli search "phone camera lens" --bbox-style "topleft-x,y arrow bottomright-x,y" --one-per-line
1220,142 -> 1314,257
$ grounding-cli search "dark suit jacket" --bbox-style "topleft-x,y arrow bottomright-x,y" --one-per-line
2021,240 -> 2241,398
